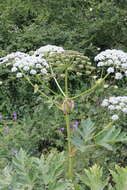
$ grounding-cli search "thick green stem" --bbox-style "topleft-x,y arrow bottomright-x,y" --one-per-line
65,69 -> 73,179
65,69 -> 68,97
65,113 -> 73,180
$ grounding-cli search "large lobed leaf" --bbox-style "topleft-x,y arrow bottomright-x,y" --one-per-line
71,118 -> 127,152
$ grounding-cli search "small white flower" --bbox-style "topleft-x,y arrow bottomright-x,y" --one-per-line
28,62 -> 35,67
125,71 -> 127,77
119,102 -> 125,107
30,69 -> 37,75
104,84 -> 109,88
11,67 -> 17,72
121,64 -> 127,69
19,64 -> 25,69
111,114 -> 119,120
109,97 -> 118,104
115,105 -> 121,110
122,108 -> 127,113
36,64 -> 42,68
101,99 -> 109,107
92,75 -> 97,79
107,59 -> 113,65
97,62 -> 104,66
13,62 -> 19,67
108,105 -> 116,110
115,72 -> 123,80
107,67 -> 114,73
23,66 -> 30,71
41,68 -> 47,74
16,72 -> 22,78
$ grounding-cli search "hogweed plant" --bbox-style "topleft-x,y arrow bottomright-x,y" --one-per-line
1,45 -> 127,189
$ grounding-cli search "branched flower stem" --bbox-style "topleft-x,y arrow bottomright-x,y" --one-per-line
93,120 -> 115,140
50,64 -> 66,97
22,73 -> 50,100
70,73 -> 109,100
36,75 -> 60,96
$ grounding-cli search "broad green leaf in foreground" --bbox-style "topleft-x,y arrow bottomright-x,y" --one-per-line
95,125 -> 127,150
71,118 -> 127,152
78,164 -> 107,190
110,165 -> 127,190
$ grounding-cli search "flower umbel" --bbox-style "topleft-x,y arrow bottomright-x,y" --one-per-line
101,96 -> 127,120
95,49 -> 127,80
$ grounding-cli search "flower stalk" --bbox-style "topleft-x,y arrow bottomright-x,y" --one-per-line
64,68 -> 73,180
70,73 -> 109,100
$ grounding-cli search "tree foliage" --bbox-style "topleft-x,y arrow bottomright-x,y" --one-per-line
0,0 -> 127,57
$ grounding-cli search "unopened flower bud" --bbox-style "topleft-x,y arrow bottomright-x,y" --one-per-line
56,61 -> 61,64
93,75 -> 97,79
104,84 -> 109,88
96,78 -> 103,84
65,58 -> 70,62
76,58 -> 81,62
61,99 -> 74,114
81,60 -> 86,64
87,62 -> 92,65
60,74 -> 65,78
86,71 -> 91,74
76,72 -> 82,76
113,85 -> 118,89
78,64 -> 84,68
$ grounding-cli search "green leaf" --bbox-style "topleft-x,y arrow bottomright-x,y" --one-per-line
110,165 -> 127,190
80,118 -> 96,142
71,118 -> 96,152
78,164 -> 107,190
95,126 -> 127,150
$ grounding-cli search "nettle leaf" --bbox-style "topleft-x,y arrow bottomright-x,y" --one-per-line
95,126 -> 127,150
110,165 -> 127,190
78,164 -> 107,190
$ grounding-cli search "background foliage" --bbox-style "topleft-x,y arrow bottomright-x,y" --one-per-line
0,0 -> 127,57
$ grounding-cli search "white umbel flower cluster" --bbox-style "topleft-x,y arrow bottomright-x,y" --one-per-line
111,114 -> 119,120
0,45 -> 65,78
95,49 -> 127,79
101,96 -> 127,120
34,44 -> 64,56
11,54 -> 48,77
0,52 -> 28,65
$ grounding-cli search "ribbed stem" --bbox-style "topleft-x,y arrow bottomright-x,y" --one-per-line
65,69 -> 73,179
65,113 -> 73,179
